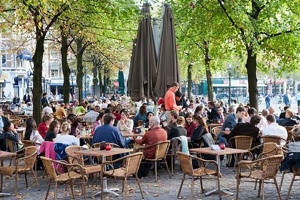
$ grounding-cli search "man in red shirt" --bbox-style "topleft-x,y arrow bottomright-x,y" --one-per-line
164,82 -> 182,123
135,116 -> 167,159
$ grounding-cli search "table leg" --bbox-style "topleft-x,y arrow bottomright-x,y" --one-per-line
0,193 -> 11,197
94,155 -> 119,197
204,154 -> 233,196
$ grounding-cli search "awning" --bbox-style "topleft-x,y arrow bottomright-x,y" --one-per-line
16,49 -> 33,62
49,79 -> 77,86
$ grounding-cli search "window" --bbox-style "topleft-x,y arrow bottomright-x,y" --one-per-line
51,69 -> 59,77
2,55 -> 6,67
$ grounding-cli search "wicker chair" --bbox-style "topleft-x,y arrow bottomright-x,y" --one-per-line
0,146 -> 40,194
285,126 -> 294,142
286,166 -> 300,199
5,139 -> 23,165
177,152 -> 221,200
261,135 -> 282,145
101,152 -> 144,199
228,136 -> 254,167
138,141 -> 172,182
65,145 -> 102,177
41,156 -> 87,200
22,140 -> 36,147
236,155 -> 283,200
168,137 -> 185,176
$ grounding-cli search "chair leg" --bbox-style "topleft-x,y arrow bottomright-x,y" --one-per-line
124,177 -> 128,200
15,173 -> 18,195
154,161 -> 157,182
0,174 -> 2,192
236,178 -> 240,200
31,169 -> 40,190
164,159 -> 172,179
279,171 -> 286,191
81,177 -> 86,200
54,182 -> 58,200
70,180 -> 75,199
200,177 -> 204,193
257,180 -> 261,197
177,174 -> 185,198
191,177 -> 194,200
135,176 -> 144,199
261,181 -> 265,200
273,177 -> 282,200
171,155 -> 174,176
286,174 -> 295,200
45,183 -> 51,200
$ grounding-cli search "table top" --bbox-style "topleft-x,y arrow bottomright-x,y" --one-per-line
122,133 -> 144,137
74,147 -> 133,157
190,147 -> 249,156
0,151 -> 16,158
16,127 -> 26,132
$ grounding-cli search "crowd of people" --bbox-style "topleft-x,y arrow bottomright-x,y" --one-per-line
1,82 -> 300,175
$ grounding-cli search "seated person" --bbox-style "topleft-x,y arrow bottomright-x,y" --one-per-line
38,114 -> 54,139
116,109 -> 134,134
278,108 -> 297,127
226,115 -> 261,148
133,105 -> 147,127
168,116 -> 187,140
3,121 -> 23,150
55,121 -> 80,146
44,120 -> 61,142
262,114 -> 288,146
92,113 -> 126,148
144,111 -> 154,129
24,118 -> 44,151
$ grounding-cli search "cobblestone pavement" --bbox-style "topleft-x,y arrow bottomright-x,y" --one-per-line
1,163 -> 299,200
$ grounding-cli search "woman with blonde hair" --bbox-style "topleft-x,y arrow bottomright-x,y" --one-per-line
168,116 -> 187,140
55,121 -> 79,146
279,108 -> 297,126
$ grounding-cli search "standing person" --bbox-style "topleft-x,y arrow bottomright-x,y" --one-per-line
92,113 -> 126,148
265,92 -> 271,109
283,91 -> 291,107
175,91 -> 188,110
296,91 -> 300,107
164,82 -> 182,124
41,92 -> 49,106
23,93 -> 31,104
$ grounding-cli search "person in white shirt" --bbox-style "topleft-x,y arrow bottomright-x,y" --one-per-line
262,114 -> 288,146
42,103 -> 53,116
117,110 -> 134,134
24,118 -> 44,151
56,121 -> 80,146
257,109 -> 269,131
84,104 -> 100,122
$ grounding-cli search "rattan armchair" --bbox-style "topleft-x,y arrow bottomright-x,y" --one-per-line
41,156 -> 87,199
65,145 -> 102,177
0,146 -> 40,194
101,152 -> 144,199
177,152 -> 221,200
211,126 -> 222,142
228,136 -> 254,167
261,135 -> 283,145
236,155 -> 283,200
22,140 -> 36,147
137,141 -> 172,182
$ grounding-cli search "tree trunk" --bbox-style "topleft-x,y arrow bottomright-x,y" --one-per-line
99,69 -> 103,96
187,63 -> 192,100
204,41 -> 213,101
76,39 -> 84,101
246,48 -> 258,109
61,33 -> 70,104
32,34 -> 44,124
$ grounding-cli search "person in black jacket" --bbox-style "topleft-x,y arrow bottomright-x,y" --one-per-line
3,121 -> 23,151
168,116 -> 187,140
175,91 -> 188,109
206,101 -> 219,123
190,115 -> 209,148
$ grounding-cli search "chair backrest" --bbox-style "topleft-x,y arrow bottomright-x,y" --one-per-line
230,136 -> 253,149
6,139 -> 18,152
177,152 -> 193,175
22,140 -> 36,147
124,152 -> 143,176
211,126 -> 222,142
65,145 -> 84,165
24,146 -> 38,169
286,126 -> 294,142
154,141 -> 170,160
40,156 -> 58,181
170,138 -> 182,156
261,135 -> 282,145
259,155 -> 283,179
260,142 -> 283,158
